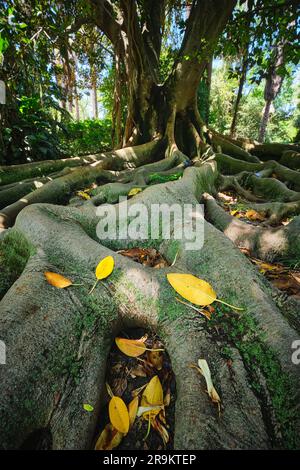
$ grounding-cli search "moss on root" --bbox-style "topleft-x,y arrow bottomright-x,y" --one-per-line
208,305 -> 299,449
0,229 -> 33,300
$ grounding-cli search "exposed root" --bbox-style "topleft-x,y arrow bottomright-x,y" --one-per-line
0,140 -> 163,229
218,174 -> 261,202
216,153 -> 300,191
210,132 -> 260,163
250,200 -> 300,225
1,138 -> 300,450
280,151 -> 300,170
203,193 -> 300,263
249,143 -> 300,161
0,156 -> 94,186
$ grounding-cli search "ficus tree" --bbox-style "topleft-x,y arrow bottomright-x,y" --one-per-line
0,0 -> 300,452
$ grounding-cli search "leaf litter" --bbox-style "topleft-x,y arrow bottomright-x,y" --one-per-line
117,247 -> 169,268
239,248 -> 300,298
93,328 -> 176,450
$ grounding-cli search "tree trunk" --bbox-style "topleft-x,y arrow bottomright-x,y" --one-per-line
259,99 -> 272,142
91,65 -> 98,120
258,40 -> 286,142
230,56 -> 248,138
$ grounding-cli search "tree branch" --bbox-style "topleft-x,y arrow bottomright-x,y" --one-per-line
166,0 -> 237,110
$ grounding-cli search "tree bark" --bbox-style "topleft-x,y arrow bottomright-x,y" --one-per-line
91,65 -> 98,120
258,41 -> 286,142
259,99 -> 272,142
230,56 -> 248,138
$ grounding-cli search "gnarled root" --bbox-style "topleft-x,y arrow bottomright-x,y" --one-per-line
0,158 -> 300,450
203,193 -> 300,263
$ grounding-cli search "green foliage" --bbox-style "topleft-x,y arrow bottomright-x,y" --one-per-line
2,95 -> 66,162
209,62 -> 298,142
59,119 -> 112,156
209,64 -> 237,135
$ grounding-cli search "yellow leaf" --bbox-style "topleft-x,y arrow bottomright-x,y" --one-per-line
128,396 -> 139,428
44,271 -> 72,289
230,209 -> 238,216
95,255 -> 114,280
245,209 -> 264,221
197,359 -> 221,408
115,336 -> 147,357
109,396 -> 130,434
167,273 -> 216,306
252,259 -> 282,272
95,423 -> 123,450
128,187 -> 142,197
142,375 -> 163,407
168,273 -> 243,311
77,190 -> 91,200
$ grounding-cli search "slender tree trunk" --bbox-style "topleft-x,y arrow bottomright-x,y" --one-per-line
91,65 -> 98,119
258,37 -> 288,142
112,53 -> 122,148
259,99 -> 272,142
74,84 -> 80,121
73,53 -> 80,121
230,56 -> 248,138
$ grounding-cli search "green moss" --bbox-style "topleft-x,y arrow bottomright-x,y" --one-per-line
148,172 -> 182,185
74,290 -> 119,336
208,305 -> 299,449
0,229 -> 34,299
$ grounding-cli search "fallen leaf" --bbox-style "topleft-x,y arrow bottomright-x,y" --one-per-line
130,364 -> 148,378
115,336 -> 147,357
44,271 -> 72,289
131,383 -> 148,397
118,247 -> 168,268
111,376 -> 128,397
147,346 -> 163,370
152,419 -> 169,447
167,273 -> 216,306
167,273 -> 243,311
109,396 -> 130,434
137,405 -> 163,418
77,190 -> 91,200
128,187 -> 142,197
128,396 -> 139,428
251,259 -> 287,274
96,255 -> 114,280
163,388 -> 171,407
89,256 -> 114,294
142,375 -> 164,407
245,209 -> 265,221
230,209 -> 239,216
83,403 -> 94,412
197,359 -> 221,410
94,423 -> 123,450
